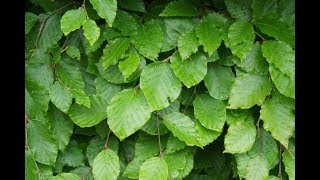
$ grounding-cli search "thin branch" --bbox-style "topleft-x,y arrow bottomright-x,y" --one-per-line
156,113 -> 163,157
254,31 -> 266,41
56,77 -> 70,91
60,35 -> 69,52
256,118 -> 263,156
60,45 -> 69,53
104,129 -> 112,149
278,144 -> 283,180
81,167 -> 92,180
134,83 -> 140,95
183,85 -> 197,114
33,1 -> 76,50
81,0 -> 89,19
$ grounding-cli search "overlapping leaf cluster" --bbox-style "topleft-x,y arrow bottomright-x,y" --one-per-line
25,0 -> 295,179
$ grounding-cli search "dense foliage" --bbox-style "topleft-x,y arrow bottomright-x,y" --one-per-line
25,0 -> 295,179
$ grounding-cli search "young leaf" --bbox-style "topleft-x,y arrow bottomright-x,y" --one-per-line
47,104 -> 74,152
68,95 -> 108,127
228,73 -> 272,109
163,112 -> 198,146
118,52 -> 140,80
131,20 -> 163,60
260,92 -> 295,148
100,37 -> 130,69
228,21 -> 255,46
195,21 -> 222,56
170,52 -> 207,88
82,19 -> 100,46
204,63 -> 235,100
107,89 -> 152,141
178,30 -> 199,60
282,140 -> 295,180
193,94 -> 226,132
224,121 -> 256,154
27,118 -> 58,165
195,119 -> 222,147
160,0 -> 199,17
60,8 -> 86,35
140,62 -> 181,111
25,12 -> 38,35
245,156 -> 269,180
92,149 -> 120,180
49,81 -> 73,113
89,0 -> 117,27
139,157 -> 169,180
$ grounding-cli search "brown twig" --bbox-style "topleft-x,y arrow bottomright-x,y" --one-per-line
278,144 -> 283,180
254,31 -> 266,41
104,129 -> 112,149
183,85 -> 197,114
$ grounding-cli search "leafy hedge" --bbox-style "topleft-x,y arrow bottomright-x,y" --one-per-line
25,0 -> 295,179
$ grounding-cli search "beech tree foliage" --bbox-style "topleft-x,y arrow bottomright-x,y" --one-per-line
25,0 -> 295,179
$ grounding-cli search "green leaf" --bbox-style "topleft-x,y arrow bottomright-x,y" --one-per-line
56,59 -> 90,108
118,0 -> 145,12
55,140 -> 85,168
68,95 -> 108,127
261,40 -> 294,78
160,0 -> 199,17
195,21 -> 222,56
27,118 -> 58,165
141,114 -> 169,135
100,37 -> 130,69
163,112 -> 198,146
165,134 -> 187,154
66,46 -> 81,60
139,157 -> 169,180
38,14 -> 63,51
193,94 -> 226,132
248,128 -> 279,169
60,8 -> 86,35
26,60 -> 54,91
118,52 -> 140,80
225,0 -> 253,21
140,62 -> 181,111
113,10 -> 140,37
131,20 -> 163,60
260,92 -> 295,148
178,30 -> 199,60
89,0 -> 117,27
224,121 -> 256,154
25,12 -> 38,35
26,81 -> 50,119
251,0 -> 278,19
228,21 -> 255,46
164,149 -> 188,179
245,156 -> 269,180
282,140 -> 295,180
47,104 -> 74,152
170,52 -> 207,88
235,42 -> 269,75
47,173 -> 80,179
69,167 -> 93,180
254,16 -> 294,47
107,89 -> 152,140
95,76 -> 121,103
226,109 -> 254,125
195,119 -> 222,147
161,18 -> 198,52
25,149 -> 38,180
86,135 -> 119,166
228,73 -> 272,109
268,176 -> 281,180
230,42 -> 254,60
92,149 -> 120,180
204,63 -> 235,100
82,19 -> 100,46
269,64 -> 295,99
49,81 -> 72,113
